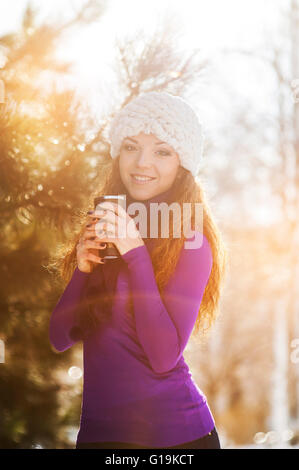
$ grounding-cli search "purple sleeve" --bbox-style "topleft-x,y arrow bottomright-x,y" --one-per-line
122,232 -> 213,374
49,267 -> 91,352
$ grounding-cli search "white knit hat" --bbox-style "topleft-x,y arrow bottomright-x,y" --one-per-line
108,91 -> 204,178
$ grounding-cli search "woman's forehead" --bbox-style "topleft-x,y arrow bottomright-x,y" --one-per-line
123,133 -> 172,146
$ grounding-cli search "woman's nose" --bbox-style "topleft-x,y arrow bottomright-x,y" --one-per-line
136,149 -> 153,167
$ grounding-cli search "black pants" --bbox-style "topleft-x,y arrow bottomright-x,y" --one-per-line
76,427 -> 221,449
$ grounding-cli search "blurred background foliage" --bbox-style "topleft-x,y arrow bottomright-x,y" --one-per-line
0,0 -> 298,448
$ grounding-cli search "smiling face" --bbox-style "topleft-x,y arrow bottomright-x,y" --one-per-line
118,132 -> 181,201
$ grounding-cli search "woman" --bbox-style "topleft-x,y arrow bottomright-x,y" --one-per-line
48,92 -> 227,449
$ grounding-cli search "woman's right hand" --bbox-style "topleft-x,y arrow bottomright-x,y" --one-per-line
76,218 -> 107,273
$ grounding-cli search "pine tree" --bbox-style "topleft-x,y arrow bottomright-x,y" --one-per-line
0,1 -> 109,449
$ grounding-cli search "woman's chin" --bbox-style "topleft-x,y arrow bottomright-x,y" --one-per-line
127,183 -> 156,199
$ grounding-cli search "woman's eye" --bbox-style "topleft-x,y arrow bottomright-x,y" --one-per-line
157,150 -> 171,156
123,145 -> 136,151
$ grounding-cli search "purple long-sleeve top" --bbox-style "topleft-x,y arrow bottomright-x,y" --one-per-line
49,216 -> 215,447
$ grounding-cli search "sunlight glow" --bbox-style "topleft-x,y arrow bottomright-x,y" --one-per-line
68,366 -> 82,379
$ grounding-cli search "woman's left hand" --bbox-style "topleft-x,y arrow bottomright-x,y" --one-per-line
87,201 -> 145,256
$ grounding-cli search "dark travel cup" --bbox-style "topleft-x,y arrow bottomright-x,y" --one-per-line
93,195 -> 126,260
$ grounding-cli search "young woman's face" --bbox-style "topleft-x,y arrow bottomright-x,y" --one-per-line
118,132 -> 181,200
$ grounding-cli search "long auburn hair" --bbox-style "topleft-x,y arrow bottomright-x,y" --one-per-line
48,156 -> 227,338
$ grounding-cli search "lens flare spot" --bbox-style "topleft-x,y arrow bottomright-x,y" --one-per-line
68,366 -> 82,380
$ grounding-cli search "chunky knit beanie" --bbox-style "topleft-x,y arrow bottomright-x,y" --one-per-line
108,91 -> 204,178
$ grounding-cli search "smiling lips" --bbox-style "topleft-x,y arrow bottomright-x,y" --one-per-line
131,174 -> 156,184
